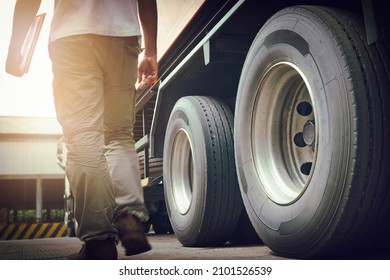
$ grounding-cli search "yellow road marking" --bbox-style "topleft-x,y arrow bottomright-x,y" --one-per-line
1,223 -> 68,239
56,224 -> 67,237
11,223 -> 27,240
33,223 -> 48,238
46,223 -> 57,238
0,224 -> 15,240
24,223 -> 38,239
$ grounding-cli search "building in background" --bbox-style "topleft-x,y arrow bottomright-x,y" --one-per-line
0,116 -> 64,224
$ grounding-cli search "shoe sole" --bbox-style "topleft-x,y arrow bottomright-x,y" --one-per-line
122,238 -> 152,256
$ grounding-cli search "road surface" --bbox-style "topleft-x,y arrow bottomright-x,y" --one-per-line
0,233 -> 286,260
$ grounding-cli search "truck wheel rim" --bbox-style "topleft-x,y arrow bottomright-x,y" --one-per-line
251,62 -> 317,205
170,128 -> 194,214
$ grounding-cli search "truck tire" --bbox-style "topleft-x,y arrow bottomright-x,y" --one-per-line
150,202 -> 173,234
229,210 -> 262,245
234,6 -> 390,258
163,96 -> 243,246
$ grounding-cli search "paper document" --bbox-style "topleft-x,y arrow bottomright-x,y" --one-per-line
19,13 -> 46,74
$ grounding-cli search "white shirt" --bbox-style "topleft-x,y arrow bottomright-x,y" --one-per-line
49,0 -> 141,42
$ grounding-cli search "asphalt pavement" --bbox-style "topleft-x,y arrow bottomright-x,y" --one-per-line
0,233 -> 286,260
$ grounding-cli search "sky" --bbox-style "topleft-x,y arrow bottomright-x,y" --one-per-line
0,0 -> 56,118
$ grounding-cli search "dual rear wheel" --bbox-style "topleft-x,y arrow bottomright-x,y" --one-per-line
163,6 -> 390,258
163,96 -> 258,246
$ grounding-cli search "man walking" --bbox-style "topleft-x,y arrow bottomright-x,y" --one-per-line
6,0 -> 158,260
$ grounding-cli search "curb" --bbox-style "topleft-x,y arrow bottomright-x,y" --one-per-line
0,223 -> 67,240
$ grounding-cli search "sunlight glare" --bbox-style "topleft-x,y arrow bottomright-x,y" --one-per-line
0,0 -> 55,118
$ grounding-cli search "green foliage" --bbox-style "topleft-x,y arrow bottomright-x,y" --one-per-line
8,208 -> 64,223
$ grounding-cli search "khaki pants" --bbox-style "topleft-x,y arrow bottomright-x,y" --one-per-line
49,35 -> 148,241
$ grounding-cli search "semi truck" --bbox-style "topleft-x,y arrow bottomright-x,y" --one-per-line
61,0 -> 390,259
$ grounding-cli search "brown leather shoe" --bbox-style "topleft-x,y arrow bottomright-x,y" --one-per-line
115,213 -> 151,256
68,239 -> 117,260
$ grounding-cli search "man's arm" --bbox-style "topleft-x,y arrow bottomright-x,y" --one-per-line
137,0 -> 158,89
6,0 -> 42,77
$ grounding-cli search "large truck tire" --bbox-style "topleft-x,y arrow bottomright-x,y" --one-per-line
163,96 -> 243,246
234,6 -> 390,258
148,201 -> 173,234
229,209 -> 262,245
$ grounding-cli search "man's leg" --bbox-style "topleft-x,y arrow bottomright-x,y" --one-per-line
99,36 -> 151,255
49,35 -> 117,259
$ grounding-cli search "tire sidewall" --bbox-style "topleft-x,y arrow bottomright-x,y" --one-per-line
235,8 -> 356,250
163,98 -> 207,244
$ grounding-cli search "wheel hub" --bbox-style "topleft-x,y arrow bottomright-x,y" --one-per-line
303,120 -> 315,147
251,62 -> 317,205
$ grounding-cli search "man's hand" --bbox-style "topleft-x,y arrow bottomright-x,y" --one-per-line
137,0 -> 158,90
138,55 -> 158,90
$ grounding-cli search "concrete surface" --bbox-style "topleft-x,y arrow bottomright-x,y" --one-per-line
0,233 -> 287,260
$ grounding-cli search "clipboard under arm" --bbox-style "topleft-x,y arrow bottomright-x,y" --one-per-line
5,0 -> 43,77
